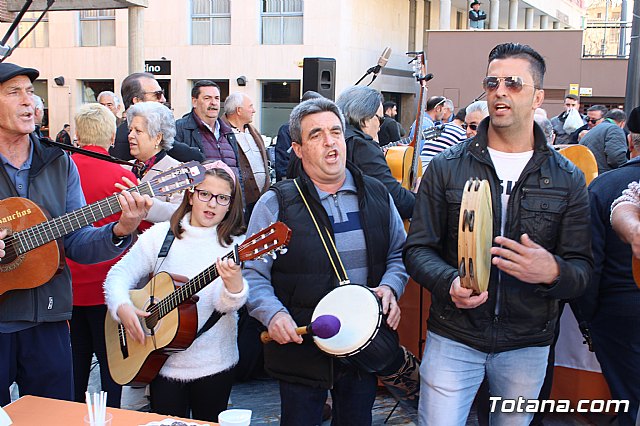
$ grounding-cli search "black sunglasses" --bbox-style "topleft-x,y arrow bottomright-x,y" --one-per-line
142,89 -> 165,100
588,118 -> 602,124
482,76 -> 536,92
462,123 -> 478,131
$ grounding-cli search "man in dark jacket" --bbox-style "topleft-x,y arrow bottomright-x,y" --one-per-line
174,80 -> 243,186
244,97 -> 408,425
109,72 -> 203,163
403,43 -> 592,425
579,108 -> 628,174
377,100 -> 402,147
572,157 -> 640,426
0,63 -> 151,406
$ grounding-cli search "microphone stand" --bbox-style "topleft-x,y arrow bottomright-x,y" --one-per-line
0,0 -> 55,62
354,65 -> 381,86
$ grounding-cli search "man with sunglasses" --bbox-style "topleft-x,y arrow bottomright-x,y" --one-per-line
109,72 -> 204,163
579,108 -> 628,174
404,43 -> 592,425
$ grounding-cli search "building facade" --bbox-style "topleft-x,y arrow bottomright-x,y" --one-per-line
0,0 -> 427,138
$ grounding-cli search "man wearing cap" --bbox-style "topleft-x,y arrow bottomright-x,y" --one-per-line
0,63 -> 152,405
469,1 -> 487,29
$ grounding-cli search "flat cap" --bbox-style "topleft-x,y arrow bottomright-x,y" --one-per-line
628,106 -> 640,133
0,63 -> 39,84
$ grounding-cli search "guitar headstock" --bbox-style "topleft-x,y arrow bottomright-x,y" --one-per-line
238,222 -> 292,262
407,51 -> 427,82
423,124 -> 445,141
148,161 -> 207,197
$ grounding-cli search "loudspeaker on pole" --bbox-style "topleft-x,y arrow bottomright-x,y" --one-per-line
302,57 -> 336,101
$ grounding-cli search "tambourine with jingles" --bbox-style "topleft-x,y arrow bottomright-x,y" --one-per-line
458,178 -> 493,294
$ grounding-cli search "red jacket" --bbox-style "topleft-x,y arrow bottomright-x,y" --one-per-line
67,145 -> 138,306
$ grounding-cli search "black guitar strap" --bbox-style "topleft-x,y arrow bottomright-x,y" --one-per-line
158,228 -> 225,339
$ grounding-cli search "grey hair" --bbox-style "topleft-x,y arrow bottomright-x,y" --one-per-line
97,90 -> 121,107
336,86 -> 383,129
224,92 -> 246,116
33,94 -> 43,112
126,102 -> 176,151
289,98 -> 345,144
534,116 -> 554,144
443,99 -> 454,111
466,100 -> 489,116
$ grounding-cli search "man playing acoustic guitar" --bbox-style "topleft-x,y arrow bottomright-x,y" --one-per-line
0,63 -> 152,406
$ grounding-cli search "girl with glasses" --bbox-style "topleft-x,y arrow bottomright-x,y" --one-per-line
104,161 -> 247,422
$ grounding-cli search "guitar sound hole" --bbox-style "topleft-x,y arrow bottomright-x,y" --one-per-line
0,236 -> 22,271
145,304 -> 159,331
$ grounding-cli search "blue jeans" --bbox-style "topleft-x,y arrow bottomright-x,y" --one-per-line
419,331 -> 549,426
279,363 -> 377,426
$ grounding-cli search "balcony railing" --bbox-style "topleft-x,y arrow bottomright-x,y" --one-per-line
582,20 -> 632,58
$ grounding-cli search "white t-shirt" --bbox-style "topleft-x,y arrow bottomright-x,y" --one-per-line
488,147 -> 533,235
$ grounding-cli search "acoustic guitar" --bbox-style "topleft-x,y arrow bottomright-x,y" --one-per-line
0,161 -> 206,295
385,51 -> 431,192
104,222 -> 292,386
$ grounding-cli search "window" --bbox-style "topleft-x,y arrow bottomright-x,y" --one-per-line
80,9 -> 115,47
81,80 -> 114,103
261,0 -> 303,45
191,0 -> 231,44
16,12 -> 48,48
261,80 -> 300,136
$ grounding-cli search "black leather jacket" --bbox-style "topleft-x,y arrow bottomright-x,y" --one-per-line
345,126 -> 415,219
404,118 -> 593,353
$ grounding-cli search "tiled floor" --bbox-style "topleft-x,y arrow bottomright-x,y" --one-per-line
9,360 -> 619,425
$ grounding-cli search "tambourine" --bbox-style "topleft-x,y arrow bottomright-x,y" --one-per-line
457,178 -> 493,294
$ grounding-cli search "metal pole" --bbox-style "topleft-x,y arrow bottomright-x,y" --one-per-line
620,0 -> 628,57
624,0 -> 640,112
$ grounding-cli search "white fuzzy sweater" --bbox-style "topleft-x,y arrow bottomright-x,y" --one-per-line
104,214 -> 248,381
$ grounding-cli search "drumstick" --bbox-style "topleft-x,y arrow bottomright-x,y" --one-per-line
260,314 -> 341,344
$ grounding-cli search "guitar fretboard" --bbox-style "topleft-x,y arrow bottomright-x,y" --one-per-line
15,182 -> 154,255
150,251 -> 237,322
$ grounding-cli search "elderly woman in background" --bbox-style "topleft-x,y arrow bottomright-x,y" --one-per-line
68,103 -> 137,408
336,85 -> 415,220
125,101 -> 182,231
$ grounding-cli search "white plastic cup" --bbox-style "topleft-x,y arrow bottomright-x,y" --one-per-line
83,412 -> 113,426
218,409 -> 252,426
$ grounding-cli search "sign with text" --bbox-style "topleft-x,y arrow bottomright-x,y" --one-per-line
569,83 -> 579,96
144,60 -> 171,76
579,87 -> 593,97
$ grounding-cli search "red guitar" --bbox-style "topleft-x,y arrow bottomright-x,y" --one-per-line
0,161 -> 206,295
104,222 -> 292,386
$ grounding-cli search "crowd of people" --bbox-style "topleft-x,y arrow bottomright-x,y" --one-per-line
0,40 -> 639,426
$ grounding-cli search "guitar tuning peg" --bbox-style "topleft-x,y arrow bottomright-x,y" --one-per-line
270,251 -> 277,260
278,247 -> 288,255
262,256 -> 269,263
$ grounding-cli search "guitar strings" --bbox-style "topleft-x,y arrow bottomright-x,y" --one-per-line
0,183 -> 156,261
146,251 -> 235,321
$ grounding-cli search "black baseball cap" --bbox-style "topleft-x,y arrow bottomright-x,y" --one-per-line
628,106 -> 640,133
0,63 -> 39,84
